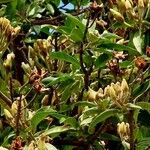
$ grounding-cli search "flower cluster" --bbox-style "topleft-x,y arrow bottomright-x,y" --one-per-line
87,79 -> 130,108
0,17 -> 20,51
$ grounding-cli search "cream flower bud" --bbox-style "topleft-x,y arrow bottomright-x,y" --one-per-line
117,122 -> 130,141
21,62 -> 31,74
4,109 -> 13,119
138,0 -> 144,8
87,88 -> 97,101
110,9 -> 125,22
109,86 -> 117,100
3,52 -> 15,70
121,79 -> 129,92
125,0 -> 133,10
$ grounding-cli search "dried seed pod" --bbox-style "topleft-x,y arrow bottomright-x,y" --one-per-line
134,56 -> 148,70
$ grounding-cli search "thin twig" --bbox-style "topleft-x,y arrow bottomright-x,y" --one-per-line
16,95 -> 22,136
79,13 -> 91,90
31,8 -> 89,26
9,77 -> 14,102
0,91 -> 12,107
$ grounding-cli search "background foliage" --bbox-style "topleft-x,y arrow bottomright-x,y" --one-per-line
0,0 -> 150,149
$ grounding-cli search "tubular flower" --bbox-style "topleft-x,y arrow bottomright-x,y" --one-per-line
34,38 -> 51,57
3,52 -> 15,70
0,17 -> 20,51
117,122 -> 130,141
103,79 -> 130,108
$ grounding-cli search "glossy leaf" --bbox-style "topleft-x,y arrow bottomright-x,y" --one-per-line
98,42 -> 139,55
133,32 -> 142,53
133,80 -> 150,100
31,106 -> 56,130
88,109 -> 119,134
95,53 -> 111,68
50,52 -> 80,68
44,126 -> 74,136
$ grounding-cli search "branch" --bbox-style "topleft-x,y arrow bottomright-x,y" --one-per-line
79,13 -> 91,90
31,8 -> 89,26
0,91 -> 12,108
128,110 -> 135,150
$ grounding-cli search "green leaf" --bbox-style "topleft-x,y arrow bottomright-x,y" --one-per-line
137,137 -> 150,149
101,31 -> 121,39
42,74 -> 74,86
5,0 -> 17,19
83,107 -> 99,118
31,106 -> 56,130
46,4 -> 54,15
80,117 -> 93,126
49,0 -> 60,7
98,42 -> 139,55
88,109 -> 119,134
61,81 -> 80,101
63,117 -> 79,128
137,102 -> 150,110
50,52 -> 80,68
0,0 -> 13,3
73,101 -> 96,108
101,133 -> 120,141
44,126 -> 74,136
133,80 -> 150,100
126,103 -> 142,109
133,32 -> 142,53
64,14 -> 84,31
57,13 -> 85,42
95,53 -> 111,68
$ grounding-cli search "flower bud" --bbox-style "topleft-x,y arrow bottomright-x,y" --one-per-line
125,0 -> 133,10
96,88 -> 104,99
117,0 -> 126,12
41,95 -> 49,106
37,134 -> 47,150
110,9 -> 125,22
0,17 -> 20,52
121,79 -> 129,92
87,88 -> 97,101
11,101 -> 18,116
138,0 -> 144,8
21,62 -> 31,74
3,52 -> 15,70
109,86 -> 117,100
0,146 -> 8,150
117,122 -> 130,140
28,141 -> 36,150
4,109 -> 13,119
